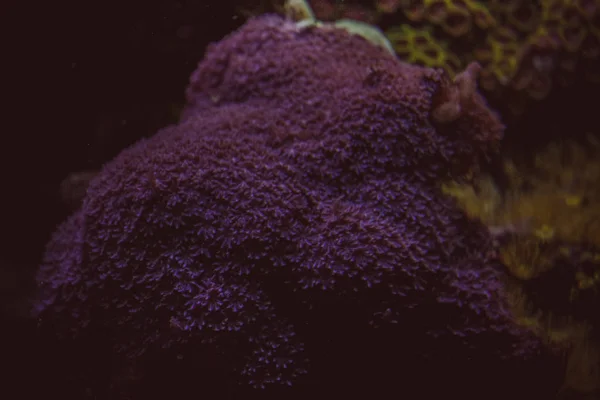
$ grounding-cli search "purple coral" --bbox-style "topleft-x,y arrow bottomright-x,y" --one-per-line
34,15 -> 542,396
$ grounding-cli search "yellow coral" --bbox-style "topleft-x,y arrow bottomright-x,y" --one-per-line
443,136 -> 600,386
442,175 -> 501,221
418,0 -> 498,36
487,0 -> 520,14
398,0 -> 427,21
499,236 -> 552,279
385,25 -> 462,76
505,1 -> 541,33
466,0 -> 497,29
505,282 -> 591,346
475,26 -> 521,89
410,0 -> 598,114
446,137 -> 600,247
423,0 -> 473,36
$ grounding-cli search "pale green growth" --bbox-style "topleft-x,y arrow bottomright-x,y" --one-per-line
284,0 -> 395,54
333,19 -> 395,54
284,0 -> 317,24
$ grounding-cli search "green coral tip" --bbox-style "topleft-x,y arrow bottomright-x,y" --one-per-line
333,19 -> 396,54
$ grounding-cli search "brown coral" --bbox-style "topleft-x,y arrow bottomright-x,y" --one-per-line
431,61 -> 482,122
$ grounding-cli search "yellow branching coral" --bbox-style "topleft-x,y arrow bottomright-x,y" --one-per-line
444,135 -> 600,396
499,236 -> 556,280
474,26 -> 522,90
422,0 -> 480,36
389,0 -> 497,35
505,283 -> 591,347
445,135 -> 600,246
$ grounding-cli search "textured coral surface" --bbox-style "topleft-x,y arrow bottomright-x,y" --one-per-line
291,0 -> 600,118
34,14 -> 551,398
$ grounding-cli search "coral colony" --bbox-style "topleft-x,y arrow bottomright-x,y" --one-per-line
33,0 -> 599,398
309,0 -> 600,116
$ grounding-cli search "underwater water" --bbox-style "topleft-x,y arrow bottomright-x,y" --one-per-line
2,1 -> 599,399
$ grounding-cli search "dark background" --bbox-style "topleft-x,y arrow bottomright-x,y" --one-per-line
1,0 -> 597,399
2,0 -> 244,397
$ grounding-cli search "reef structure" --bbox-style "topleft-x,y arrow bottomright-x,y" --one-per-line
443,136 -> 600,397
295,0 -> 600,117
34,9 -> 552,398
